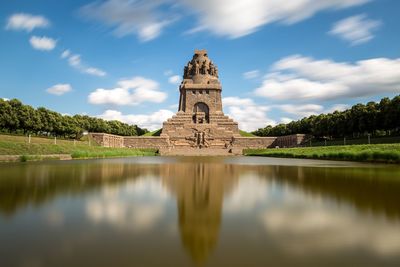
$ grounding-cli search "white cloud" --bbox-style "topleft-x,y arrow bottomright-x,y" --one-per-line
138,21 -> 170,42
68,54 -> 81,67
29,36 -> 56,51
223,97 -> 255,107
85,67 -> 107,77
98,109 -> 174,130
276,104 -> 350,121
182,0 -> 370,38
61,49 -> 70,59
243,70 -> 260,80
278,104 -> 324,117
325,104 -> 349,113
255,55 -> 400,101
280,117 -> 294,124
80,0 -> 370,40
46,84 -> 72,96
89,76 -> 167,106
61,50 -> 107,77
6,13 -> 50,32
2,98 -> 10,101
329,14 -> 381,45
222,97 -> 275,131
168,75 -> 181,84
80,0 -> 175,42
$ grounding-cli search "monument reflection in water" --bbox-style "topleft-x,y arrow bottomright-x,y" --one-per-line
1,157 -> 400,267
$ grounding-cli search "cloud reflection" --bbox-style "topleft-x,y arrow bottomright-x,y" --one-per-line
85,177 -> 167,232
261,193 -> 400,257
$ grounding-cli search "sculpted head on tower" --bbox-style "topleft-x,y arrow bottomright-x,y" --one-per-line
183,49 -> 219,85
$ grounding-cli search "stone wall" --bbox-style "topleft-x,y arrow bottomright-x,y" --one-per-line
124,136 -> 168,149
89,133 -> 309,154
232,137 -> 277,149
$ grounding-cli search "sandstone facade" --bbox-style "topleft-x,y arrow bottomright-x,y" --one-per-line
160,49 -> 240,155
90,50 -> 308,155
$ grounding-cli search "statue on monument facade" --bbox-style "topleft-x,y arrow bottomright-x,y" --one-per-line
194,61 -> 200,75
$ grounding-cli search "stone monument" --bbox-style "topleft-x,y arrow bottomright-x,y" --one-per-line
160,49 -> 241,154
90,49 -> 309,154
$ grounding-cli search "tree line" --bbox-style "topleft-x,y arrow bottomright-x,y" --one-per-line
252,95 -> 400,138
0,98 -> 147,138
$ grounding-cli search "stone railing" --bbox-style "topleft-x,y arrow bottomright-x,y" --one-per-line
90,133 -> 124,148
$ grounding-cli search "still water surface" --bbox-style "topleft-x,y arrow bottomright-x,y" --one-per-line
1,156 -> 400,267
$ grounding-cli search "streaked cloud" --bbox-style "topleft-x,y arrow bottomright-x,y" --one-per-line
61,49 -> 106,77
182,0 -> 370,38
85,67 -> 107,77
46,84 -> 72,95
243,70 -> 260,80
329,14 -> 381,45
29,36 -> 56,51
255,55 -> 400,101
79,0 -> 370,41
80,0 -> 175,42
6,13 -> 50,32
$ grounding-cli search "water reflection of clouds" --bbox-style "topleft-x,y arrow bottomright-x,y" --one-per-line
261,194 -> 400,257
86,176 -> 170,232
224,174 -> 269,214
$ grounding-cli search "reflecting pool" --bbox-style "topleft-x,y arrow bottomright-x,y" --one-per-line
1,157 -> 400,266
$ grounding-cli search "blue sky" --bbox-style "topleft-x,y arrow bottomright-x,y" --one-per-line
1,0 -> 399,131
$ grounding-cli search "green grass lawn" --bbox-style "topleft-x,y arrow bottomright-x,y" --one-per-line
0,134 -> 157,159
239,130 -> 255,137
142,129 -> 162,136
244,144 -> 400,163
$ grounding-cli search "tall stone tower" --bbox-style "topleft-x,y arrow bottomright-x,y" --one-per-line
161,49 -> 240,154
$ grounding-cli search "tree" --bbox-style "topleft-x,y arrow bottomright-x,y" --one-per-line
252,95 -> 400,138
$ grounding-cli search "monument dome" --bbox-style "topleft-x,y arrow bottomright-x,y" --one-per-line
183,49 -> 219,84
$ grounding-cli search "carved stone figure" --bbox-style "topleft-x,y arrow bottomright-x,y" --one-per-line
201,61 -> 209,75
187,62 -> 192,76
209,62 -> 215,76
194,61 -> 200,75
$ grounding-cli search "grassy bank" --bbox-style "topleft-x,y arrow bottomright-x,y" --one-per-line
0,134 -> 157,161
142,129 -> 162,136
239,130 -> 256,137
244,144 -> 400,163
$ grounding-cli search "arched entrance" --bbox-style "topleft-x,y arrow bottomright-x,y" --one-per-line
192,102 -> 209,123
